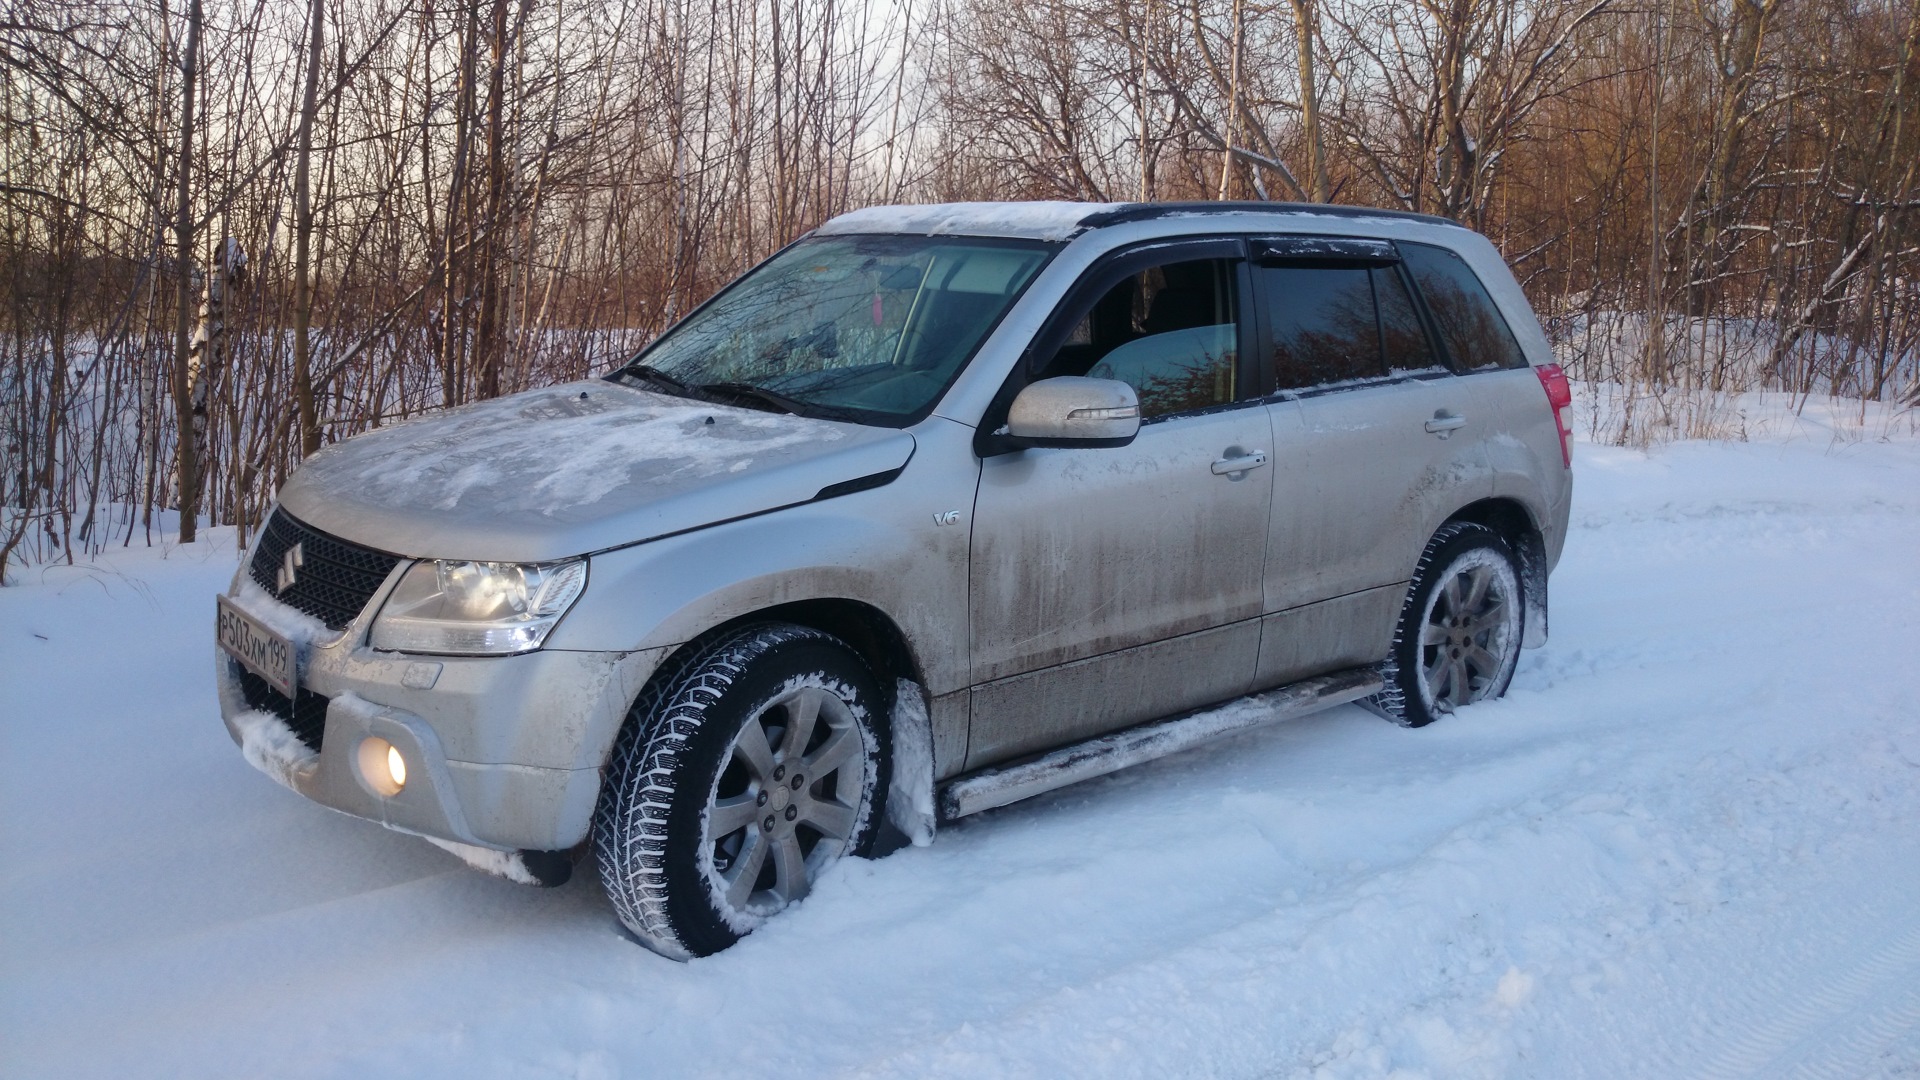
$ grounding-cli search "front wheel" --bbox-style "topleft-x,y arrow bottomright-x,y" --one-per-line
1369,522 -> 1524,728
593,624 -> 886,958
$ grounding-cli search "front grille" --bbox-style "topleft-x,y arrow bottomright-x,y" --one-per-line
249,509 -> 402,631
234,662 -> 331,751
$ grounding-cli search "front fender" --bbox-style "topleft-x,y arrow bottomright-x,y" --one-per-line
543,419 -> 981,697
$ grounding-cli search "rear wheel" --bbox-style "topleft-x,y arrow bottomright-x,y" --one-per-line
1370,522 -> 1523,728
593,624 -> 886,958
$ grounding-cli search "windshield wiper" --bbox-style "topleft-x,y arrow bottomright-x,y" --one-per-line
622,367 -> 857,421
698,381 -> 855,422
620,363 -> 701,399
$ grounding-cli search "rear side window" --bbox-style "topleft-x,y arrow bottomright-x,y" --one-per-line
1261,266 -> 1383,390
1398,242 -> 1529,372
1374,266 -> 1438,374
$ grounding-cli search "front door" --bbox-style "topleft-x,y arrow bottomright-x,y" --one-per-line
966,247 -> 1273,769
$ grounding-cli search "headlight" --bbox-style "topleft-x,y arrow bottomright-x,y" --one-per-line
370,558 -> 588,655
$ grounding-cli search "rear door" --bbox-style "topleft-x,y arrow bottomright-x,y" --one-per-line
1399,238 -> 1567,491
966,240 -> 1273,769
1251,238 -> 1491,687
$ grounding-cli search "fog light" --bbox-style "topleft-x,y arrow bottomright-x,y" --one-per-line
357,736 -> 407,797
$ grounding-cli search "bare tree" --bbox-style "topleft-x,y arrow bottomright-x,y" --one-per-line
169,0 -> 203,543
3,0 -> 1917,579
292,0 -> 324,455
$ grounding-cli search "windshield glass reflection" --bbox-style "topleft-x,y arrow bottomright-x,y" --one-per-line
618,234 -> 1053,423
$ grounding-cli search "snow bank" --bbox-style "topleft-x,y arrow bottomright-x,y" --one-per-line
3,416 -> 1919,1079
1546,309 -> 1918,445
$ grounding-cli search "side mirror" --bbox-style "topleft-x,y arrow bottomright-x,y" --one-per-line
1004,376 -> 1141,449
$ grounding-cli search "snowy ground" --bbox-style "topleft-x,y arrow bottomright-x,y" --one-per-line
4,396 -> 1918,1079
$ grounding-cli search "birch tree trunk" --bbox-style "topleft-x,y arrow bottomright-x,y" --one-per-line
1216,0 -> 1244,199
170,0 -> 203,543
187,239 -> 243,535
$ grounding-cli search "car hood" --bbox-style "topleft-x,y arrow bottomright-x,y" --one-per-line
278,381 -> 915,563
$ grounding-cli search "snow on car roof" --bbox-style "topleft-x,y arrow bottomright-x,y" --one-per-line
816,201 -> 1128,241
816,200 -> 1463,241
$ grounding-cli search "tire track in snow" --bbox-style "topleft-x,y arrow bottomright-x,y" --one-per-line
1769,928 -> 1920,1080
1687,920 -> 1920,1079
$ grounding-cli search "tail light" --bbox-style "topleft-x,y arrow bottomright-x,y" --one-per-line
1535,363 -> 1573,468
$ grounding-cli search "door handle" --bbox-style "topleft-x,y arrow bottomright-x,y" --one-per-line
1211,450 -> 1269,477
1424,412 -> 1468,437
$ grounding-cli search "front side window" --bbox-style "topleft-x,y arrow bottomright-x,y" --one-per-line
618,234 -> 1052,422
1041,258 -> 1240,419
1398,242 -> 1529,372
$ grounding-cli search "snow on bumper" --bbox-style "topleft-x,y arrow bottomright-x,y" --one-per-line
222,684 -> 521,846
215,594 -> 668,854
231,707 -> 320,789
227,700 -> 549,884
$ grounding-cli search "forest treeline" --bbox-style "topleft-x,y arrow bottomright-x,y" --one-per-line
3,0 -> 1918,576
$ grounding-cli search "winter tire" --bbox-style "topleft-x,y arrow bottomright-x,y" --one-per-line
1369,521 -> 1523,728
593,623 -> 887,959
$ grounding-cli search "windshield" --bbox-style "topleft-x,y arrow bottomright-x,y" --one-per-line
615,234 -> 1053,423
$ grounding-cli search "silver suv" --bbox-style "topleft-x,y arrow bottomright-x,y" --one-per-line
216,201 -> 1573,958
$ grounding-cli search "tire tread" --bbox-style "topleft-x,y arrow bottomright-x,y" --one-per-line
593,623 -> 873,958
1369,521 -> 1515,728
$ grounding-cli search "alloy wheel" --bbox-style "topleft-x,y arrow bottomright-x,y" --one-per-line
705,683 -> 865,917
1418,556 -> 1516,711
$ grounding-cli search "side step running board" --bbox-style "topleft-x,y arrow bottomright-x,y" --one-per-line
938,667 -> 1383,821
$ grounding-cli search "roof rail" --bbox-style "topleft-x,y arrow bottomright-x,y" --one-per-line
1074,201 -> 1462,231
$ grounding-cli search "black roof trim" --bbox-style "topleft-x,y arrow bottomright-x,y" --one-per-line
1075,201 -> 1462,232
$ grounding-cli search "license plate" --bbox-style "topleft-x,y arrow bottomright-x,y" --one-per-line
217,595 -> 298,698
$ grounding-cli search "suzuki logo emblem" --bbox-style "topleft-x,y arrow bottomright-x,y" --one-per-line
277,543 -> 305,593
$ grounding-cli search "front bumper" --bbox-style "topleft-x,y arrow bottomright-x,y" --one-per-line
216,587 -> 667,853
